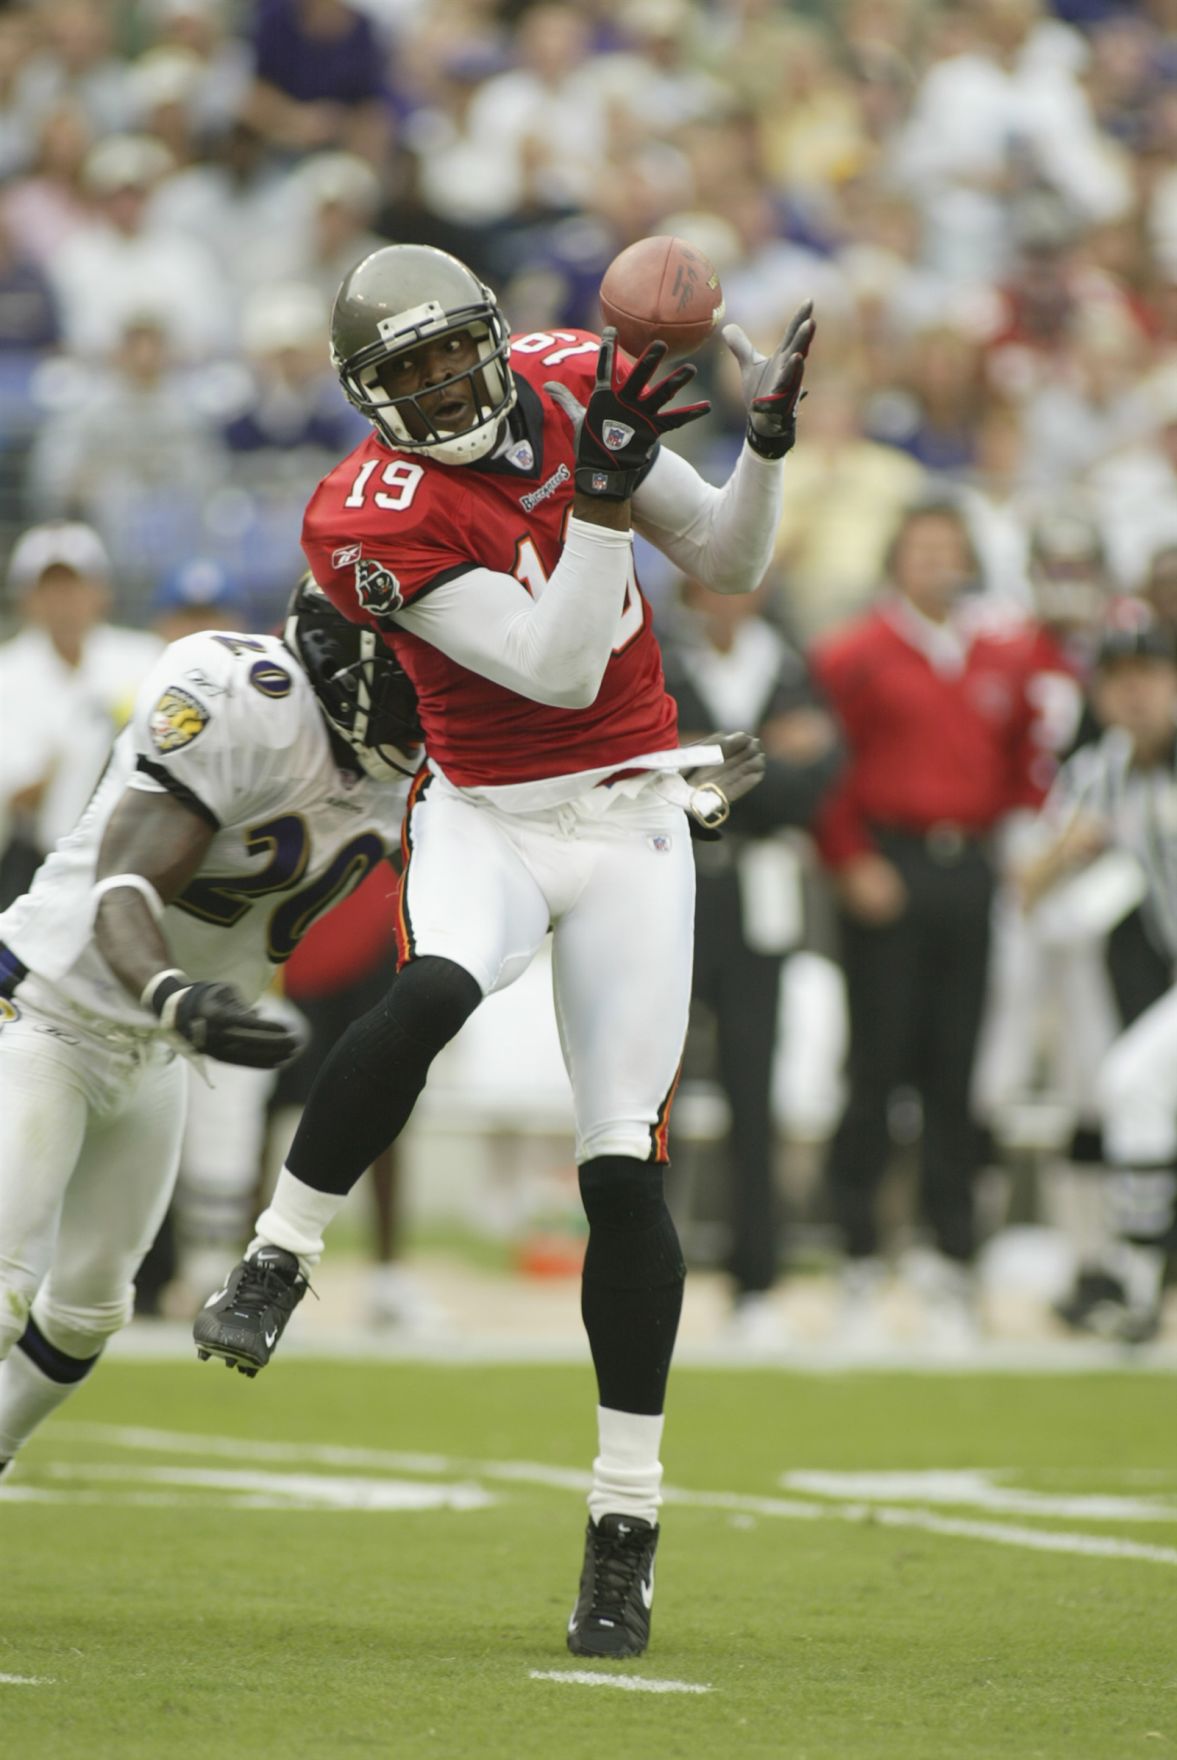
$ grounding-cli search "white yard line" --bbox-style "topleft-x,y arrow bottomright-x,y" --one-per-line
781,1469 -> 1177,1523
528,1670 -> 711,1695
0,1674 -> 54,1685
39,1422 -> 1177,1568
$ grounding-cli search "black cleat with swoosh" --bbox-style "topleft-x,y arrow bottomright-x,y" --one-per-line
192,1246 -> 307,1375
567,1514 -> 659,1658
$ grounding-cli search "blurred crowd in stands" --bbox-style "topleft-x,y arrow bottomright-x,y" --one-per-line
2,0 -> 1177,1349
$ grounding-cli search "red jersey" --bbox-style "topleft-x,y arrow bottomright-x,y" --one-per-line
811,602 -> 1046,868
302,329 -> 678,787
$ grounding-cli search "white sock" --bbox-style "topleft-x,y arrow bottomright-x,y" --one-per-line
252,1167 -> 347,1272
588,1405 -> 664,1527
0,1345 -> 85,1461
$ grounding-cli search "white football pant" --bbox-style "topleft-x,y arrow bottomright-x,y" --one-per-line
0,977 -> 186,1362
398,776 -> 695,1163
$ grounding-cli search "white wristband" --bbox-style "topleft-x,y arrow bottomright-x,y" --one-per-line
140,967 -> 190,1014
94,873 -> 166,921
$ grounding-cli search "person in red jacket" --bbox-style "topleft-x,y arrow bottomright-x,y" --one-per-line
811,499 -> 1045,1345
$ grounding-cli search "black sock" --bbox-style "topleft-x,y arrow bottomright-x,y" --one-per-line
579,1156 -> 685,1416
286,956 -> 481,1196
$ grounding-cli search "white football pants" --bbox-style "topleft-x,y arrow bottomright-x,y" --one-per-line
397,775 -> 696,1163
973,894 -> 1119,1127
0,978 -> 186,1361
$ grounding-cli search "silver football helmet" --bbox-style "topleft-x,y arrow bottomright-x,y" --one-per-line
330,244 -> 516,465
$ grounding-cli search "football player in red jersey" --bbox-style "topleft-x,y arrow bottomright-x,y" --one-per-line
196,244 -> 814,1657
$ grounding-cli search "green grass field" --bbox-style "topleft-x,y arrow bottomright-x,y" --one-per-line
2,1358 -> 1175,1759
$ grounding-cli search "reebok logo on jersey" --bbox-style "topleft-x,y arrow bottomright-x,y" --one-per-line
602,420 -> 634,451
353,559 -> 403,620
332,542 -> 363,569
149,685 -> 210,754
519,462 -> 570,513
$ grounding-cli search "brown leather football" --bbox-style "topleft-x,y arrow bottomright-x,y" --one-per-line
599,236 -> 725,360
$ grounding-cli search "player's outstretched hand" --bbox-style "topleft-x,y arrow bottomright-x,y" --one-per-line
723,301 -> 815,459
157,979 -> 306,1068
548,328 -> 711,503
686,730 -> 766,830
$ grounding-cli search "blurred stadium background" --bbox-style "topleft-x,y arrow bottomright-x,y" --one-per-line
3,0 -> 1177,1355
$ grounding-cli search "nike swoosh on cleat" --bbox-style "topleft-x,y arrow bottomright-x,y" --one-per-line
640,1567 -> 655,1610
203,1289 -> 227,1307
264,1328 -> 278,1348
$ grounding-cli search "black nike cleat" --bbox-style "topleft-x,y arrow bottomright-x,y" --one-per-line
192,1246 -> 307,1375
567,1513 -> 659,1659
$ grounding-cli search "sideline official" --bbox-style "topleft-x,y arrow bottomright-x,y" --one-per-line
811,500 -> 1044,1337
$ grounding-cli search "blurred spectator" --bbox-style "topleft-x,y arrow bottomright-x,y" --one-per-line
27,312 -> 226,616
770,370 -> 926,641
139,0 -> 253,142
223,282 -> 361,465
246,0 -> 393,166
267,151 -> 388,304
464,4 -> 608,213
149,556 -> 249,642
209,282 -> 364,621
867,322 -> 989,474
811,500 -> 1046,1345
0,522 -> 160,905
1,101 -> 93,271
1140,542 -> 1177,637
1087,376 -> 1177,587
0,212 -> 60,360
893,0 -> 1132,282
664,579 -> 842,1344
47,133 -> 234,362
126,46 -> 215,171
15,0 -> 134,142
0,9 -> 36,183
150,112 -> 301,296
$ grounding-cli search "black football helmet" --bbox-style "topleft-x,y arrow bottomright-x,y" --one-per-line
285,574 -> 422,779
331,243 -> 516,465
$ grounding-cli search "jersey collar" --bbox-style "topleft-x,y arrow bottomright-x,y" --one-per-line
466,378 -> 545,481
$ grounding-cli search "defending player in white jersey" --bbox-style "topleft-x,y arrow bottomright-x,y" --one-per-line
0,581 -> 422,1473
194,242 -> 812,1660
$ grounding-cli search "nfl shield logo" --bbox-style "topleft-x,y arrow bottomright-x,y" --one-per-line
602,420 -> 634,452
591,472 -> 610,492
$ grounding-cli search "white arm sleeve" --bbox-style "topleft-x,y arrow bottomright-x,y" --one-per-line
394,516 -> 632,709
632,441 -> 784,595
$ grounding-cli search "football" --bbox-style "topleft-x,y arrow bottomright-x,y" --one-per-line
599,235 -> 725,360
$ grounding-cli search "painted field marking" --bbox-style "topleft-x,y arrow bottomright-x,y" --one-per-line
43,1423 -> 1177,1568
529,1670 -> 712,1695
781,1469 -> 1177,1523
46,1463 -> 494,1513
0,1674 -> 54,1686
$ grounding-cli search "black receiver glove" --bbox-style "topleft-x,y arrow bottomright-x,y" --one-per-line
150,976 -> 304,1069
556,328 -> 711,502
723,301 -> 816,459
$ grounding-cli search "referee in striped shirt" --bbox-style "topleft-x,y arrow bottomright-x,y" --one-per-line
1022,610 -> 1177,1343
